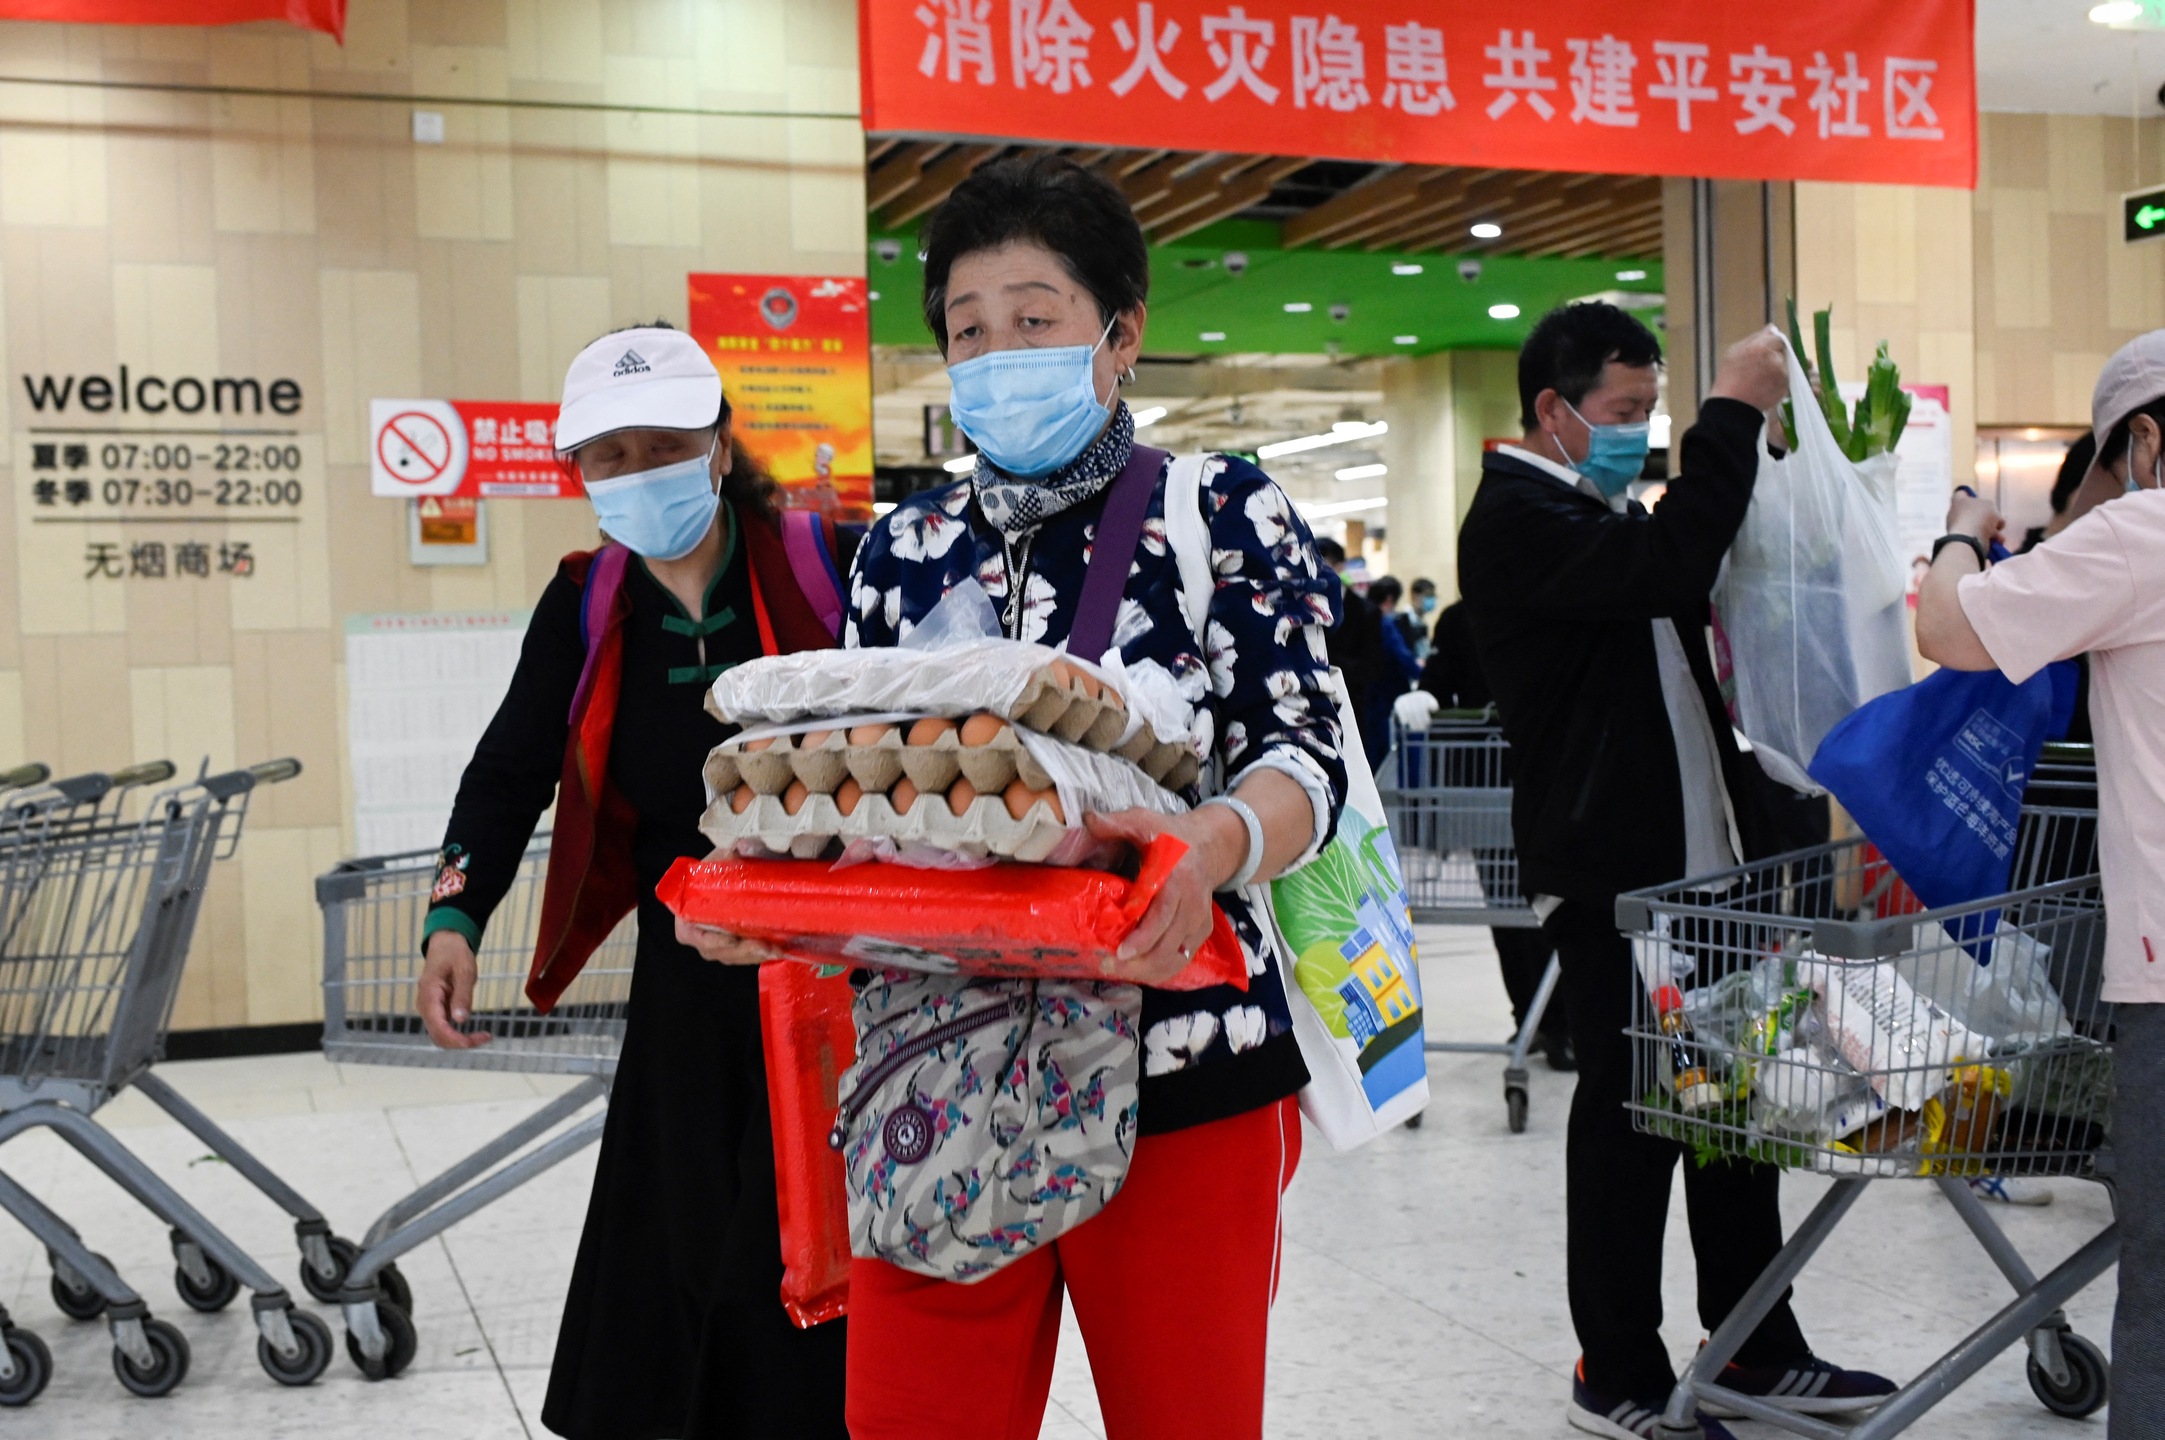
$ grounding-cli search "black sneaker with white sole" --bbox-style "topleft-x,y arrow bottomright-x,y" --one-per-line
1569,1364 -> 1736,1440
1702,1354 -> 1898,1415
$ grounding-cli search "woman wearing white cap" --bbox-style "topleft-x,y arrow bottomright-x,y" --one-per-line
415,324 -> 852,1438
1918,329 -> 2165,1439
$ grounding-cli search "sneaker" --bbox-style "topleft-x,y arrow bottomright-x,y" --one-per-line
1967,1174 -> 2054,1207
1703,1354 -> 1898,1416
1569,1363 -> 1735,1440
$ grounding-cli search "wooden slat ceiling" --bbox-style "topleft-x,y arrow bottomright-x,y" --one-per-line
865,139 -> 1663,259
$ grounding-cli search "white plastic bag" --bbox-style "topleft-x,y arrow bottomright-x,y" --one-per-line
1717,340 -> 1912,790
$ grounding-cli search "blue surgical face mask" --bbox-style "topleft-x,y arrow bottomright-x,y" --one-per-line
1555,397 -> 1652,500
947,319 -> 1115,478
583,444 -> 720,560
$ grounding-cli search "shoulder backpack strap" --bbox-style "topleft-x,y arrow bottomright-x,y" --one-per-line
779,508 -> 846,641
1068,444 -> 1168,663
1163,454 -> 1214,643
568,544 -> 632,724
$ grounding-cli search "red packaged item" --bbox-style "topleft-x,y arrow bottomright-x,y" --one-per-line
657,834 -> 1247,991
757,961 -> 856,1328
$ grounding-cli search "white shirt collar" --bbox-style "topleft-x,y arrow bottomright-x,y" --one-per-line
1496,443 -> 1626,513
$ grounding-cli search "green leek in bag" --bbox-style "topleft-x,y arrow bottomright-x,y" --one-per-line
1780,301 -> 1910,462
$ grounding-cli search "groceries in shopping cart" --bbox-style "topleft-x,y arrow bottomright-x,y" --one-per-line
1649,986 -> 1725,1113
702,712 -> 1182,867
657,832 -> 1246,989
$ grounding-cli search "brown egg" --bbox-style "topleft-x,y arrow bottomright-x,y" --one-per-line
834,777 -> 865,815
729,785 -> 757,814
907,716 -> 956,746
1046,658 -> 1076,688
848,722 -> 896,746
1099,684 -> 1126,711
1068,667 -> 1101,699
743,736 -> 776,753
947,777 -> 978,816
959,712 -> 1011,747
890,777 -> 920,814
802,729 -> 836,750
781,780 -> 809,815
1003,780 -> 1064,823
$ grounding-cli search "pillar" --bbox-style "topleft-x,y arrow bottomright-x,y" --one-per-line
1382,348 -> 1521,600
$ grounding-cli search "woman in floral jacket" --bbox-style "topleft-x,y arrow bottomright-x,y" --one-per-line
840,154 -> 1348,1439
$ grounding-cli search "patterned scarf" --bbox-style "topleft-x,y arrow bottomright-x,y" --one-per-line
971,403 -> 1136,538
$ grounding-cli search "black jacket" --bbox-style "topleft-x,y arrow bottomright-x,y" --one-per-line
1419,600 -> 1492,711
1457,399 -> 1791,900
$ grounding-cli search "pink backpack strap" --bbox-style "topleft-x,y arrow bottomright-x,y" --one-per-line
568,544 -> 633,723
780,509 -> 846,641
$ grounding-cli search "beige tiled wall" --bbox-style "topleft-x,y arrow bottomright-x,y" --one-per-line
0,0 -> 865,1029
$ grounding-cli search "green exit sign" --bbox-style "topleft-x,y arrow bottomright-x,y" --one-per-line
2126,187 -> 2165,243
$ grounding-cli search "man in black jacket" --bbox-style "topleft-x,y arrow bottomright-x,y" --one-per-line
1458,303 -> 1895,1440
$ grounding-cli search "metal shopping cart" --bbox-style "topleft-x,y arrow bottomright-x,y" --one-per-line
0,759 -> 328,1401
306,839 -> 634,1380
1615,777 -> 2114,1439
1384,713 -> 1561,1132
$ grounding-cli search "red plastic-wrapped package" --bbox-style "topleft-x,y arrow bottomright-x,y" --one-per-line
657,835 -> 1247,991
757,961 -> 856,1328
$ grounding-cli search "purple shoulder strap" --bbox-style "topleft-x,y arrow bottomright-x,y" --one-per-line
568,543 -> 632,724
1068,444 -> 1167,664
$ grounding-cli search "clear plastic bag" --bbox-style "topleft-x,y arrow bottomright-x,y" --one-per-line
1717,340 -> 1913,791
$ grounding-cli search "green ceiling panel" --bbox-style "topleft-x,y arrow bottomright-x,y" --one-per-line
867,218 -> 1663,358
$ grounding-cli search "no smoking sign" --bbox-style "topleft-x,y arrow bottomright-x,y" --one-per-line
369,399 -> 469,497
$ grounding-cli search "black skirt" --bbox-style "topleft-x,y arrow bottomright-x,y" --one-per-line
541,901 -> 848,1440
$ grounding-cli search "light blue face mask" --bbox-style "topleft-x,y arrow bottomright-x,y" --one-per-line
946,320 -> 1115,478
583,444 -> 720,560
1555,397 -> 1652,500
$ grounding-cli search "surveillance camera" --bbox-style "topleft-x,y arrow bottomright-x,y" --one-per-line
1328,303 -> 1351,323
1222,251 -> 1249,276
1457,259 -> 1483,283
873,238 -> 902,264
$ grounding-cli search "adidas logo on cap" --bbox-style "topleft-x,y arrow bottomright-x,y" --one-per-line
612,349 -> 651,377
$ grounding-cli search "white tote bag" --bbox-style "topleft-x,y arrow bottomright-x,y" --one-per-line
1161,455 -> 1430,1150
1717,339 -> 1913,792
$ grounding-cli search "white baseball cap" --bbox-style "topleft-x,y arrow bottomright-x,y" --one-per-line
554,326 -> 724,453
2087,329 -> 2165,480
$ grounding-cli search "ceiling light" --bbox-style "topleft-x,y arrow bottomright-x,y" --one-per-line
1615,269 -> 1647,282
2090,1 -> 2143,22
1488,303 -> 1521,320
1335,463 -> 1387,481
942,454 -> 976,474
1257,421 -> 1388,459
872,501 -> 897,515
1295,496 -> 1389,520
1283,302 -> 1313,313
1200,330 -> 1226,342
1393,335 -> 1418,345
1470,222 -> 1503,239
1391,262 -> 1424,276
1648,414 -> 1672,448
1132,406 -> 1167,428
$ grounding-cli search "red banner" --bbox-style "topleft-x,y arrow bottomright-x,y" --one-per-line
689,274 -> 874,523
0,0 -> 344,40
862,1 -> 1974,189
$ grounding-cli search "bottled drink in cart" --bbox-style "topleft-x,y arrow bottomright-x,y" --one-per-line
1651,985 -> 1724,1112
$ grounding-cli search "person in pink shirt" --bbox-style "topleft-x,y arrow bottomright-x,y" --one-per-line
1917,329 -> 2165,1440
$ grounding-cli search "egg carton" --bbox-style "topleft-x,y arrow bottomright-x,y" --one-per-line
705,640 -> 1197,783
700,720 -> 1186,867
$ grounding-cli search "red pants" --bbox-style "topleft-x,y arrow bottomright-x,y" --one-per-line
845,1095 -> 1302,1440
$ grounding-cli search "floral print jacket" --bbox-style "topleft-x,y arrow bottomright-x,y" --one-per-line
846,432 -> 1349,1135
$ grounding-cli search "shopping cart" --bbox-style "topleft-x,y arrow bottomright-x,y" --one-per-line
1615,782 -> 2114,1439
1384,713 -> 1561,1132
0,759 -> 328,1401
307,839 -> 635,1379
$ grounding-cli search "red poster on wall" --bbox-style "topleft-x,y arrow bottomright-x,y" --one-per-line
862,1 -> 1975,189
0,0 -> 343,40
688,275 -> 874,523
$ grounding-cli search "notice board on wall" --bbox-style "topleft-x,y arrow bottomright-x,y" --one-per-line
689,274 -> 874,522
344,612 -> 529,856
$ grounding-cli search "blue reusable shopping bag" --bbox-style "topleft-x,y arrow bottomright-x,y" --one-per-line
1808,662 -> 2054,939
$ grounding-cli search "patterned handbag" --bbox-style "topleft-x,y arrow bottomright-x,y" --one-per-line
829,972 -> 1141,1280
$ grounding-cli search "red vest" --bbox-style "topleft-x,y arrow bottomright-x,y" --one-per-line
526,509 -> 841,1012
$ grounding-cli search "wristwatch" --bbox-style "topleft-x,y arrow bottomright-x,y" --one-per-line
1930,533 -> 1989,569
